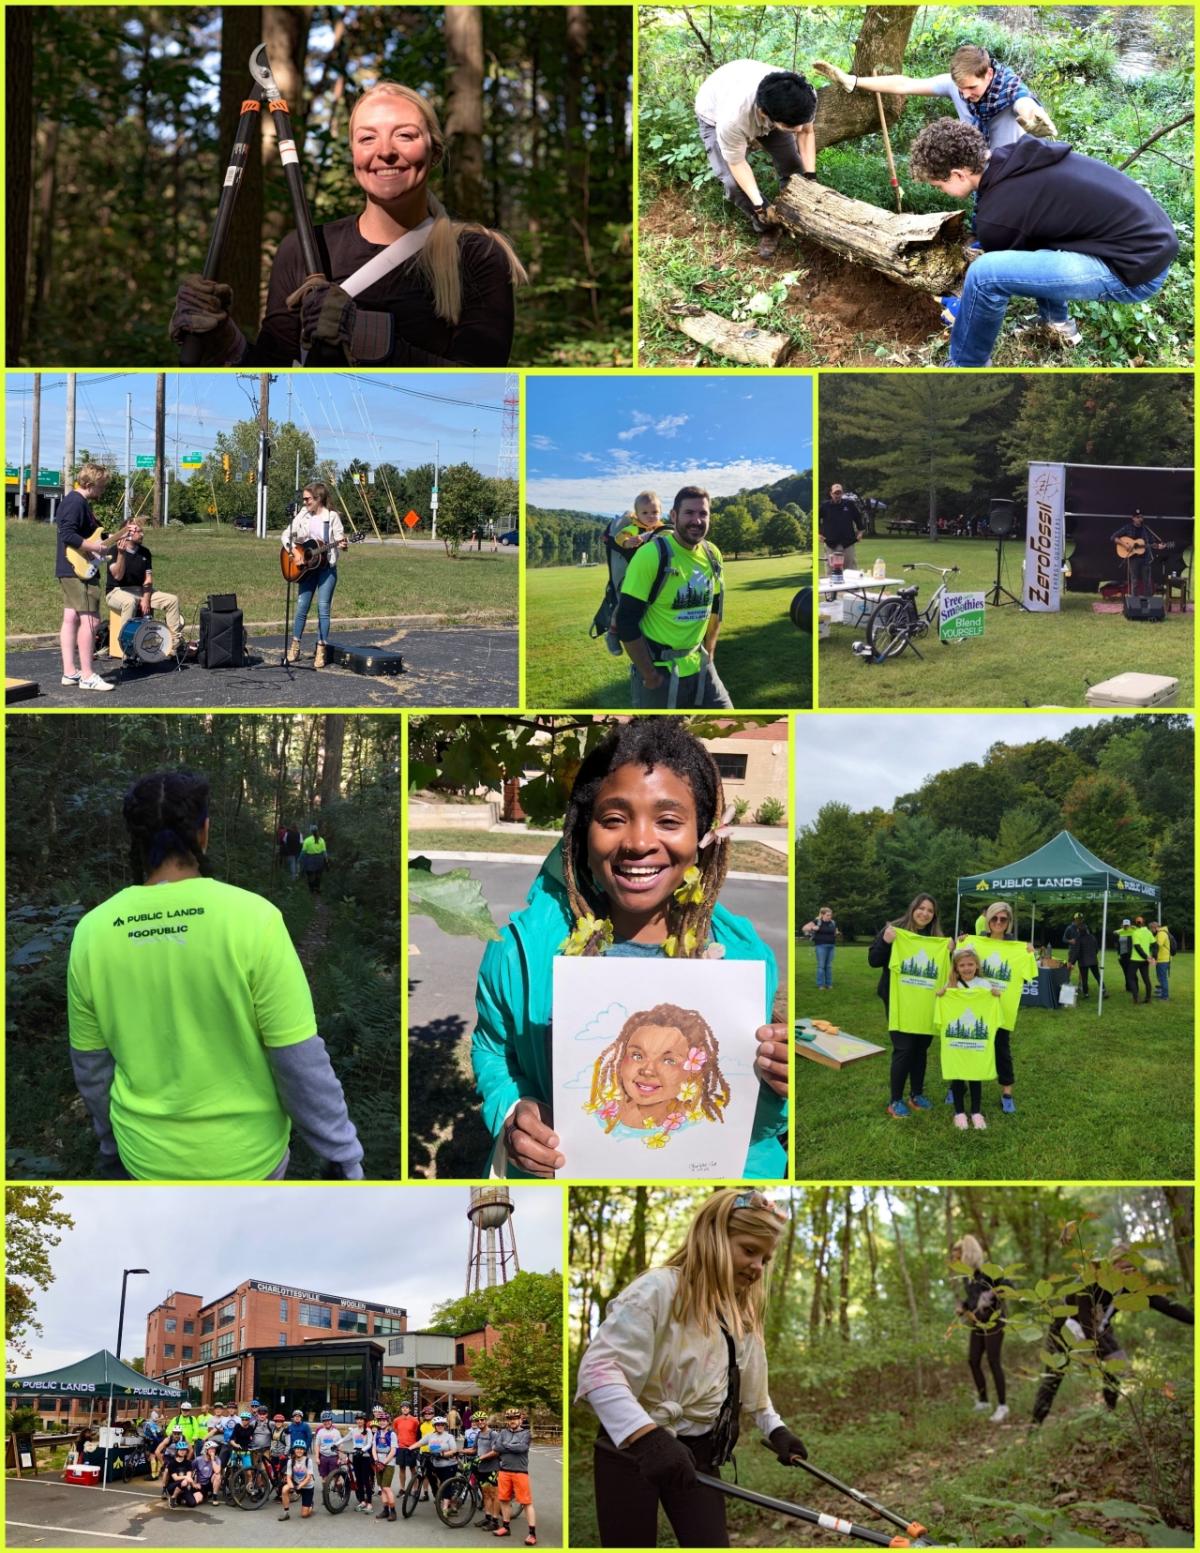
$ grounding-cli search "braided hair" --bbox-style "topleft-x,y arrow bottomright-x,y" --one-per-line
123,770 -> 214,881
588,1002 -> 729,1131
561,718 -> 729,958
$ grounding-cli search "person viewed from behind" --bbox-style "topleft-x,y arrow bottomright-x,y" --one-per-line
1116,917 -> 1138,1000
56,462 -> 117,693
1070,920 -> 1102,998
300,821 -> 330,894
283,822 -> 303,881
171,83 -> 527,367
493,1408 -> 536,1545
67,770 -> 363,1181
952,1234 -> 1008,1423
1150,920 -> 1173,999
694,62 -> 818,257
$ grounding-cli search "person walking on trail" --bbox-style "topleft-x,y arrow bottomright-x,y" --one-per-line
577,1190 -> 806,1549
300,822 -> 330,894
56,462 -> 117,693
68,769 -> 363,1181
615,486 -> 733,710
282,822 -> 303,882
1032,1242 -> 1193,1424
952,1234 -> 1008,1424
694,61 -> 818,258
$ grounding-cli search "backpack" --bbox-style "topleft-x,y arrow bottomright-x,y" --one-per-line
590,530 -> 722,639
1168,930 -> 1179,954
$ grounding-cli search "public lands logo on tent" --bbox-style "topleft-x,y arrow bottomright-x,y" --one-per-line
899,951 -> 940,985
945,1012 -> 989,1048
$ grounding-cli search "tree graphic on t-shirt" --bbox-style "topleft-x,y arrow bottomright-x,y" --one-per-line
943,1012 -> 990,1044
981,955 -> 1012,982
671,568 -> 713,611
899,951 -> 939,980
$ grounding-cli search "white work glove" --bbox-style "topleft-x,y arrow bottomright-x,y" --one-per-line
1015,98 -> 1058,137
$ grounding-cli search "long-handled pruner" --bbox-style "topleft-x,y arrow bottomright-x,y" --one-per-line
248,43 -> 326,286
760,1440 -> 936,1543
696,1470 -> 941,1548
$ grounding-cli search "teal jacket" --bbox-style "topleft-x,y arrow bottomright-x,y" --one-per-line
472,846 -> 786,1178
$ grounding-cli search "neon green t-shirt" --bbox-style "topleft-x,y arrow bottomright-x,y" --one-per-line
974,913 -> 989,934
961,936 -> 1039,1029
68,877 -> 316,1180
620,532 -> 723,675
301,836 -> 327,857
1131,925 -> 1155,961
887,928 -> 952,1035
935,982 -> 1002,1082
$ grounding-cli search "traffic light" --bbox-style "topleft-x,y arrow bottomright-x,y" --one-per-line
222,453 -> 231,483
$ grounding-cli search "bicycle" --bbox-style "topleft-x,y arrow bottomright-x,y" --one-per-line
400,1452 -> 438,1518
225,1450 -> 275,1510
436,1460 -> 525,1529
321,1457 -> 356,1515
854,563 -> 962,664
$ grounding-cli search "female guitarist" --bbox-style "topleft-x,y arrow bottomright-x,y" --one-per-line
281,483 -> 348,668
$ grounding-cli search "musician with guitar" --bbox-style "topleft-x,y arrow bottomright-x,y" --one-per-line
56,462 -> 117,692
281,483 -> 348,669
1111,509 -> 1169,598
106,520 -> 184,656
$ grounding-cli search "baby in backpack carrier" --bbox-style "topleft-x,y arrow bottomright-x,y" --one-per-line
596,491 -> 666,656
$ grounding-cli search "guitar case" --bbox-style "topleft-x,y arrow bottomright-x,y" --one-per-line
325,641 -> 405,676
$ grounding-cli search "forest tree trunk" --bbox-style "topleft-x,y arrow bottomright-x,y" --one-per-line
444,6 -> 485,222
217,5 -> 266,335
773,176 -> 966,294
1163,1187 -> 1194,1293
814,7 -> 919,151
564,7 -> 600,324
884,1189 -> 923,1395
7,7 -> 33,362
838,1188 -> 853,1340
317,715 -> 345,810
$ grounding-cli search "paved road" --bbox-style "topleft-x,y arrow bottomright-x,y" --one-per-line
5,1446 -> 562,1548
6,628 -> 517,709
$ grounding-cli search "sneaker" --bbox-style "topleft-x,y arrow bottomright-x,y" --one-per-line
61,671 -> 81,686
886,1100 -> 911,1119
971,1112 -> 988,1130
376,1508 -> 390,1519
78,673 -> 114,692
973,1399 -> 992,1412
945,1087 -> 956,1106
953,1113 -> 969,1130
1001,1095 -> 1016,1114
939,294 -> 961,327
908,1094 -> 933,1111
1015,316 -> 1081,347
278,1512 -> 290,1521
990,1404 -> 1010,1423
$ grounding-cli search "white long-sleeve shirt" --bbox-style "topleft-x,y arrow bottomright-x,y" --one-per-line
281,507 -> 345,568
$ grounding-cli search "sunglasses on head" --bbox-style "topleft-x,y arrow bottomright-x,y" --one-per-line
732,1190 -> 789,1221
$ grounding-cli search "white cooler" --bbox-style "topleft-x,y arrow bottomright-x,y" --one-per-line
1085,673 -> 1180,708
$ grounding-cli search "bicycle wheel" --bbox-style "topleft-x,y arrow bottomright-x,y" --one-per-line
323,1466 -> 353,1515
400,1476 -> 422,1518
232,1465 -> 272,1510
790,587 -> 812,631
866,598 -> 913,659
436,1476 -> 475,1528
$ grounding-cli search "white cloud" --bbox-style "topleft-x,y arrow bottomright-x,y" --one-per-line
529,434 -> 557,451
527,458 -> 800,516
654,414 -> 689,438
578,452 -> 600,464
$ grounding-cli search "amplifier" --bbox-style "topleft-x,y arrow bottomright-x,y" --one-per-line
1123,595 -> 1165,622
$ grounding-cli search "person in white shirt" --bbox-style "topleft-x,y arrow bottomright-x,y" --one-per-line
281,482 -> 348,668
694,61 -> 817,257
576,1189 -> 805,1547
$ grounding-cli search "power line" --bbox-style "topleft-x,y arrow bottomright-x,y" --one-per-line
347,373 -> 504,415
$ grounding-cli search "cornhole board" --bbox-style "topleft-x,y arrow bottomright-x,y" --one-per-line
5,677 -> 40,704
1085,672 -> 1178,708
795,1019 -> 885,1069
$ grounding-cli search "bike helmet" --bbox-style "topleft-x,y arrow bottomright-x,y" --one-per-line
174,1443 -> 189,1455
273,1413 -> 285,1423
292,1410 -> 304,1419
239,1410 -> 252,1420
292,1442 -> 307,1454
320,1411 -> 333,1422
372,1405 -> 385,1417
203,1440 -> 218,1453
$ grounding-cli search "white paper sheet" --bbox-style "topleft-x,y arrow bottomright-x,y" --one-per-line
552,957 -> 765,1179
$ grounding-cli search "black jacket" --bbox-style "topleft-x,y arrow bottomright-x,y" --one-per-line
962,1271 -> 1006,1330
819,498 -> 863,550
976,140 -> 1179,286
1055,1283 -> 1192,1340
868,921 -> 938,1024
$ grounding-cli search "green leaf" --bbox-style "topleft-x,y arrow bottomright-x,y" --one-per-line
1112,1291 -> 1150,1312
982,1261 -> 1004,1278
407,861 -> 501,941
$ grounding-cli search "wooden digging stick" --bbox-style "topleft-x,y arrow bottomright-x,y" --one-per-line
877,94 -> 903,212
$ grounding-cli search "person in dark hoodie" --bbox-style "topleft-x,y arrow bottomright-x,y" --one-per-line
908,118 -> 1178,367
867,891 -> 946,1120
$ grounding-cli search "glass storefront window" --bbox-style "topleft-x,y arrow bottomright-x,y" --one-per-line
212,1366 -> 237,1405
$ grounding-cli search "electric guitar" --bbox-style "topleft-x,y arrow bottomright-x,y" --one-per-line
1115,536 -> 1176,560
65,532 -> 117,581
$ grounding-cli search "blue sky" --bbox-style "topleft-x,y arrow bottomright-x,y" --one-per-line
525,375 -> 813,515
5,372 -> 508,479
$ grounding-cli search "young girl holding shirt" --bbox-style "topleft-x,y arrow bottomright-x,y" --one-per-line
936,943 -> 1003,1130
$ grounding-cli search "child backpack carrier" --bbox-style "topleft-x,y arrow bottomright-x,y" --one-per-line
590,528 -> 722,640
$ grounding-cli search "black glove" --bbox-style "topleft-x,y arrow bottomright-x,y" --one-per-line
768,1425 -> 807,1463
625,1429 -> 697,1495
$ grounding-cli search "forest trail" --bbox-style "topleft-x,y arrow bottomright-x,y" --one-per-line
296,897 -> 331,974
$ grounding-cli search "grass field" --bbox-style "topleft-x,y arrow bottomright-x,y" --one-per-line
793,943 -> 1193,1180
6,521 -> 517,639
817,538 -> 1193,709
408,828 -> 788,874
525,555 -> 812,709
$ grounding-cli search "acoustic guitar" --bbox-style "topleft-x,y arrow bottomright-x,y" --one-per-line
1115,536 -> 1175,560
280,537 -> 333,581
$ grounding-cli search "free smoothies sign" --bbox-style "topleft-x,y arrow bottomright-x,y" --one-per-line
939,591 -> 985,641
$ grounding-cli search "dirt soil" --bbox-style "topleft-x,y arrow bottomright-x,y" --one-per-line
641,188 -> 944,366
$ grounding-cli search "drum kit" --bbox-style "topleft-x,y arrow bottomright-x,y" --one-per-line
115,616 -> 179,669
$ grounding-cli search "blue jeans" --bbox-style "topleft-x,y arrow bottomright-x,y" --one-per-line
948,251 -> 1171,366
1156,962 -> 1170,998
293,562 -> 337,641
814,943 -> 835,988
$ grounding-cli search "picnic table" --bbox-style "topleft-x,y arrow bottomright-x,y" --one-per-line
885,519 -> 920,535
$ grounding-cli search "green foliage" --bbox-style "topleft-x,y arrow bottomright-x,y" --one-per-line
429,1270 -> 563,1335
408,858 -> 501,942
428,1272 -> 563,1418
754,795 -> 786,826
6,1187 -> 74,1359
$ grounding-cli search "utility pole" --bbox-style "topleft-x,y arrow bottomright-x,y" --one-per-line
257,373 -> 274,539
63,371 -> 77,495
152,374 -> 166,526
124,393 -> 133,522
432,439 -> 439,541
29,373 -> 41,522
17,415 -> 26,518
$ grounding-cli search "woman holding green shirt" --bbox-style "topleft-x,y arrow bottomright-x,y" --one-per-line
67,770 -> 363,1180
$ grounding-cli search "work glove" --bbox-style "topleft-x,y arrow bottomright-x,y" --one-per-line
1014,98 -> 1058,137
170,275 -> 247,364
812,59 -> 856,92
767,1425 -> 808,1464
293,280 -> 357,352
759,203 -> 780,226
625,1429 -> 697,1496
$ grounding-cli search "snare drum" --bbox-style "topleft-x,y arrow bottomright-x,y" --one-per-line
118,618 -> 173,664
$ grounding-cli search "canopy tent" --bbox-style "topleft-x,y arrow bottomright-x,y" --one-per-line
7,1350 -> 183,1489
956,830 -> 1160,1016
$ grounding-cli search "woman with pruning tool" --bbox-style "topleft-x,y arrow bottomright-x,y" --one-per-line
172,53 -> 526,367
576,1190 -> 805,1548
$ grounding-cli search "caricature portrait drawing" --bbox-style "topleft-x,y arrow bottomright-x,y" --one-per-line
585,1001 -> 730,1149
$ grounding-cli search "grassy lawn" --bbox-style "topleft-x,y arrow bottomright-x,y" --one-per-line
525,555 -> 812,709
408,828 -> 788,874
817,538 -> 1193,709
6,521 -> 517,639
793,943 -> 1193,1180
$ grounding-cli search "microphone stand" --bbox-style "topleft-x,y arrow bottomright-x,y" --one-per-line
280,496 -> 302,675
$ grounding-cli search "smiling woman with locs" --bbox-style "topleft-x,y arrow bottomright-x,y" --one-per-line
470,718 -> 789,1179
171,82 -> 527,367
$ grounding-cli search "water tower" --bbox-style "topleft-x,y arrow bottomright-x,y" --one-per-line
466,1187 -> 520,1293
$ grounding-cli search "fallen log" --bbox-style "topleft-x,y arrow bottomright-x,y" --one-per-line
773,174 -> 967,294
666,303 -> 792,367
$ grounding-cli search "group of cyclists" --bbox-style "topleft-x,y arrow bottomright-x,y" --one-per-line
140,1396 -> 537,1540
